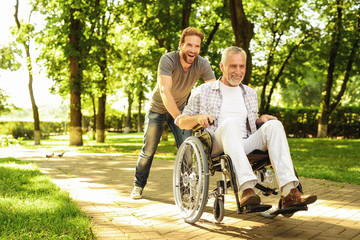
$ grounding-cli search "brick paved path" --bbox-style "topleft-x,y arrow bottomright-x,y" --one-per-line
4,149 -> 360,240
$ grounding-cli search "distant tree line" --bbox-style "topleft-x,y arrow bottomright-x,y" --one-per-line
0,0 -> 359,145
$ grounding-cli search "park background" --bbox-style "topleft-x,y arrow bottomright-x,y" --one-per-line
0,0 -> 359,239
0,0 -> 359,144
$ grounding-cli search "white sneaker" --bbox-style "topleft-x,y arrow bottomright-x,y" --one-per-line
130,186 -> 143,199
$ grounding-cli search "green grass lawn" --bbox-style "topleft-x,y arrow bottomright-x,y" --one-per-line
289,138 -> 360,185
20,132 -> 360,185
0,158 -> 95,239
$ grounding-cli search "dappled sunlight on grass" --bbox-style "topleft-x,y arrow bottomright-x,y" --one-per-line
0,158 -> 94,239
334,144 -> 350,149
287,138 -> 360,185
1,162 -> 36,170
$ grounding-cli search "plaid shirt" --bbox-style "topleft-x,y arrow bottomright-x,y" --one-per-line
182,79 -> 259,137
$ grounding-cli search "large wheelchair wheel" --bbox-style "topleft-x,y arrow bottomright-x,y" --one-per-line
173,136 -> 209,223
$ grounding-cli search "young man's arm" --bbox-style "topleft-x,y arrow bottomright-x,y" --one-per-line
204,78 -> 216,83
159,74 -> 182,119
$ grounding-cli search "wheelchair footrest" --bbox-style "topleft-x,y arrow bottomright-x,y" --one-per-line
238,204 -> 272,214
270,204 -> 308,216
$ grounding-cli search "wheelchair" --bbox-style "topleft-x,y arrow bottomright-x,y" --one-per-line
173,125 -> 307,224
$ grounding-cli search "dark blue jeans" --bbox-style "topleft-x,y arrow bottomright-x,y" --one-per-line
134,110 -> 192,188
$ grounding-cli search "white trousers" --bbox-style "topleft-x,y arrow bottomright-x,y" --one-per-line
211,118 -> 299,192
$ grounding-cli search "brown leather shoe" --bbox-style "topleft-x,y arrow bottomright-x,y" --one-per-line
240,188 -> 261,207
281,188 -> 317,209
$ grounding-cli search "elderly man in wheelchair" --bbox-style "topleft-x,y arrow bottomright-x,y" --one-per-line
173,46 -> 317,223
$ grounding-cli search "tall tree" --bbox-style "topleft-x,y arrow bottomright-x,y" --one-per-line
93,0 -> 117,142
13,0 -> 41,145
228,0 -> 254,85
317,0 -> 360,137
68,6 -> 84,146
247,0 -> 315,114
37,0 -> 103,146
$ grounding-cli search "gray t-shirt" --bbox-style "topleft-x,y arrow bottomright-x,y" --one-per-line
150,51 -> 215,114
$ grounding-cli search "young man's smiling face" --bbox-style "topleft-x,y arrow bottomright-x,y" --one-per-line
179,35 -> 202,65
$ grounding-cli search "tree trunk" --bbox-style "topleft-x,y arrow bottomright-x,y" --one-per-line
69,7 -> 83,146
28,55 -> 41,145
92,95 -> 96,140
259,31 -> 278,114
182,0 -> 193,29
228,0 -> 254,85
264,37 -> 307,112
137,94 -> 143,132
317,110 -> 329,138
202,22 -> 220,56
201,1 -> 226,56
96,94 -> 106,142
317,0 -> 342,138
317,4 -> 359,137
124,91 -> 133,133
14,0 -> 41,145
96,58 -> 107,142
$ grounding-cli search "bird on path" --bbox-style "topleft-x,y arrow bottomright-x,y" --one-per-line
57,151 -> 66,157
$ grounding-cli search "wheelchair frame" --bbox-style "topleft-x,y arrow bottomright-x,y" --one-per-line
173,129 -> 306,224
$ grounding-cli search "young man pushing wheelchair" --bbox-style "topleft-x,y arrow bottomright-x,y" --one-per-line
176,46 -> 317,210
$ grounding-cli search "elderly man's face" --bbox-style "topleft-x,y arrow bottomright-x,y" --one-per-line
220,53 -> 246,87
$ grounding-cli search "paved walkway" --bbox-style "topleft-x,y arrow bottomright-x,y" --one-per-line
3,148 -> 360,240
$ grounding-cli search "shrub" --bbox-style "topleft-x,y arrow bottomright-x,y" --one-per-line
0,121 -> 67,140
267,106 -> 360,138
0,134 -> 19,146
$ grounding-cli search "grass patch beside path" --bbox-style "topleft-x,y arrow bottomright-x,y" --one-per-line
0,158 -> 95,239
289,138 -> 360,185
21,132 -> 178,160
20,133 -> 360,185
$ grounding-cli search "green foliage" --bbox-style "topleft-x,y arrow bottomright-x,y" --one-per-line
0,44 -> 21,71
267,106 -> 360,138
100,105 -> 360,137
328,106 -> 360,138
0,121 -> 67,139
0,135 -> 19,147
0,122 -> 34,140
6,0 -> 358,136
104,111 -> 146,132
0,89 -> 19,116
0,158 -> 94,239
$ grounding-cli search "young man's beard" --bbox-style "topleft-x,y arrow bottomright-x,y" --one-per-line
182,52 -> 197,64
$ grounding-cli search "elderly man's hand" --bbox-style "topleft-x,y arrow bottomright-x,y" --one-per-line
257,114 -> 277,124
197,114 -> 214,129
